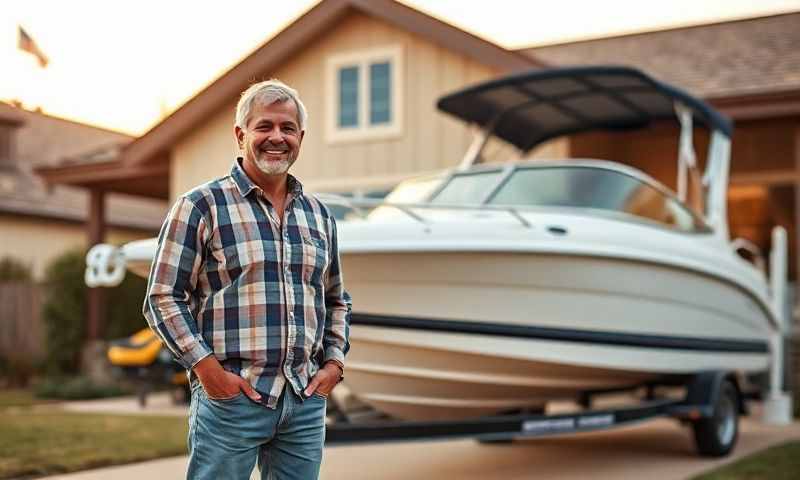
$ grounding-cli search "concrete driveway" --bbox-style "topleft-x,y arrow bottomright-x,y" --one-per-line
43,397 -> 800,480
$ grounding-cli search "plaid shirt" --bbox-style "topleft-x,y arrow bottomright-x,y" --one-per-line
143,159 -> 351,408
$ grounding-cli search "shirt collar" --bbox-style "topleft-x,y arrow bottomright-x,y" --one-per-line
231,157 -> 303,198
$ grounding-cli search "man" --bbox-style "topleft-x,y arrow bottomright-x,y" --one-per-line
143,79 -> 351,479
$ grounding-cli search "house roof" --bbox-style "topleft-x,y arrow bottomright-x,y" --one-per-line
519,12 -> 800,101
1,104 -> 166,230
37,0 -> 538,196
111,0 -> 538,168
0,102 -> 25,126
38,5 -> 800,198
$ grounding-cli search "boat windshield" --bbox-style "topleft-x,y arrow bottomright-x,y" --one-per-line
428,170 -> 504,205
384,174 -> 445,204
430,166 -> 706,232
364,173 -> 446,221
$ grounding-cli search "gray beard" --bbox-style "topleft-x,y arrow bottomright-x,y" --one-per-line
254,155 -> 294,175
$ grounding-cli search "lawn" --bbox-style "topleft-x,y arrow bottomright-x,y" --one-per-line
691,441 -> 800,480
0,388 -> 40,408
0,390 -> 188,479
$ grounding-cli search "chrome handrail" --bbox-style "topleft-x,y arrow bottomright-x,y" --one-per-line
315,194 -> 533,228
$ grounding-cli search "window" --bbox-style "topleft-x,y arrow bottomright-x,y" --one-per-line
338,67 -> 359,128
326,46 -> 403,142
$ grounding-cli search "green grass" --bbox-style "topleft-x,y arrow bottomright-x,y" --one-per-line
691,441 -> 800,480
0,410 -> 188,478
0,389 -> 41,408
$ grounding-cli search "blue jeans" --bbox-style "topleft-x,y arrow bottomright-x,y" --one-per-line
187,382 -> 327,480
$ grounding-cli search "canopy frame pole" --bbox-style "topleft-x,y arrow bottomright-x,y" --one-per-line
703,130 -> 731,241
458,116 -> 503,170
674,103 -> 697,203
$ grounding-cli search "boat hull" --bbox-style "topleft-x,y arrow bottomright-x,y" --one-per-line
341,250 -> 771,420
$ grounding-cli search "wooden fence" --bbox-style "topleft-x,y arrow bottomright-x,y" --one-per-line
0,282 -> 45,360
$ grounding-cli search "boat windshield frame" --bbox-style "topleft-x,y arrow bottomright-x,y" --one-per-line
424,160 -> 712,233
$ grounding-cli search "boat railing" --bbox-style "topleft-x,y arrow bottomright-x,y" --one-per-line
315,194 -> 532,228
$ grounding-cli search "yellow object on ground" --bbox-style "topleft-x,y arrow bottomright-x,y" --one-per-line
107,329 -> 164,367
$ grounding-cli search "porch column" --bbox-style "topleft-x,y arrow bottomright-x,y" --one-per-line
86,188 -> 106,340
792,122 -> 800,396
795,123 -> 800,322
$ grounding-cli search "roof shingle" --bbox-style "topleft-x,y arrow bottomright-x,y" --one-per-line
518,13 -> 800,99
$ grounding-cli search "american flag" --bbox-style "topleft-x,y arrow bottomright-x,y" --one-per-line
17,26 -> 49,68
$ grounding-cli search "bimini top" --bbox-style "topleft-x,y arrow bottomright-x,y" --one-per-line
436,66 -> 732,152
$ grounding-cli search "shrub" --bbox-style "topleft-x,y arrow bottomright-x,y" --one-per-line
33,375 -> 130,400
41,251 -> 86,375
41,248 -> 150,376
105,274 -> 149,341
0,256 -> 32,282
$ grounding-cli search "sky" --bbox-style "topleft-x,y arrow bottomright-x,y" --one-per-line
2,0 -> 799,135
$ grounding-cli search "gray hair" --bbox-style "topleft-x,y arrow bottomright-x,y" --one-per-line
235,79 -> 307,131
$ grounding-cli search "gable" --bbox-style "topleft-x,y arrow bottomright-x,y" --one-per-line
171,11 -> 511,199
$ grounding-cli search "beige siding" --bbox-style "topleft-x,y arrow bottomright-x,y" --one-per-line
0,215 -> 152,280
171,108 -> 239,200
171,12 -> 507,200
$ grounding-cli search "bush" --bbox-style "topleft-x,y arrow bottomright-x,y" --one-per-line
41,251 -> 86,375
105,274 -> 149,341
41,249 -> 150,376
33,375 -> 130,400
0,257 -> 32,282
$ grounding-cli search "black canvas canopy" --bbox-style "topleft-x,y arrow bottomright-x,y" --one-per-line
436,66 -> 732,152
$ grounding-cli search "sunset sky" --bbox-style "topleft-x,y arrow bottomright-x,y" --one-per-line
2,0 -> 798,135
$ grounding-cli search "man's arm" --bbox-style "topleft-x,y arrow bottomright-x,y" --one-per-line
322,216 -> 351,367
142,196 -> 213,369
144,196 -> 261,401
304,215 -> 351,397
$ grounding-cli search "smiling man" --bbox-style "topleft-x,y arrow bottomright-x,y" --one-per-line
143,79 -> 351,480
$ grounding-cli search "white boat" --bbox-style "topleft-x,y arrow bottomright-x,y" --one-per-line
86,66 -> 782,422
319,66 -> 781,421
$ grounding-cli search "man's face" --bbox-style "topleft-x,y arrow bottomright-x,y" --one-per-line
236,99 -> 304,176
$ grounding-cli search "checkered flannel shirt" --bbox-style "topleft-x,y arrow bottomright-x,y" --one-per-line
143,159 -> 351,408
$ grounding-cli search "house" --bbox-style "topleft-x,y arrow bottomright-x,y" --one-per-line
35,0 -> 800,336
0,102 -> 166,279
521,12 -> 800,280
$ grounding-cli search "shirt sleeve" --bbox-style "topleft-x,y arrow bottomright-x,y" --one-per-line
142,196 -> 213,369
323,215 -> 351,367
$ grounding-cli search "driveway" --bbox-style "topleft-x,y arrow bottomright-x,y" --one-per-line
42,400 -> 800,480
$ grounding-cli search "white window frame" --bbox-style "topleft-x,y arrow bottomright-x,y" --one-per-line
325,45 -> 403,144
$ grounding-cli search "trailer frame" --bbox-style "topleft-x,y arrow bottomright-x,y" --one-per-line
325,370 -> 748,457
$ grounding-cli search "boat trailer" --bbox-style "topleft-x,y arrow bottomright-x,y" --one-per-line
326,371 -> 750,457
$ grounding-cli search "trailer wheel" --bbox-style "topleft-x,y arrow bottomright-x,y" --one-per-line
692,379 -> 739,457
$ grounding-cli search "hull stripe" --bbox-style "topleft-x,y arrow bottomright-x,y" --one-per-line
351,313 -> 769,353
